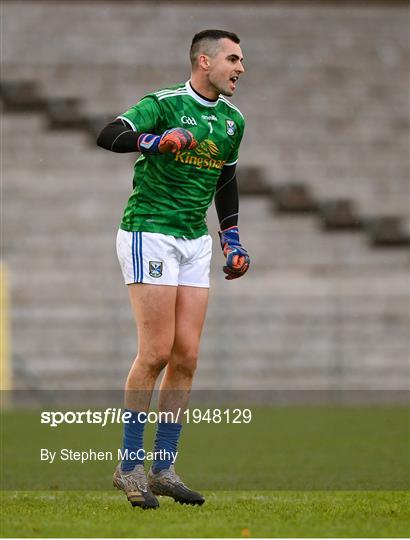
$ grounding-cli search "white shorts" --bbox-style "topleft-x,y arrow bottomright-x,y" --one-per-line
116,229 -> 212,288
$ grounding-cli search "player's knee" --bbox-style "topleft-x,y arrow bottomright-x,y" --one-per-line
171,351 -> 198,378
139,350 -> 170,373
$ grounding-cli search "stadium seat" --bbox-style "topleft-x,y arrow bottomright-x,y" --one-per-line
319,199 -> 363,231
0,80 -> 45,112
272,183 -> 317,213
45,97 -> 87,130
237,166 -> 272,196
366,217 -> 410,247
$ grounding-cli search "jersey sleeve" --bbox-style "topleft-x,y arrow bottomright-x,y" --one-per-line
117,96 -> 162,133
226,116 -> 245,166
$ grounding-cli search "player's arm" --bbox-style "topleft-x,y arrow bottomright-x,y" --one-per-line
96,118 -> 197,154
215,164 -> 250,280
96,118 -> 138,153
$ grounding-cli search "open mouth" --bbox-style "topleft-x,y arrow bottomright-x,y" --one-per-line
230,76 -> 239,84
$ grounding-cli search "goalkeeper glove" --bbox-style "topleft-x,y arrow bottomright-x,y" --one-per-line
218,226 -> 250,280
137,128 -> 197,155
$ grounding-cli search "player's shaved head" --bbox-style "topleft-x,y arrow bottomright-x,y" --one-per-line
190,29 -> 240,66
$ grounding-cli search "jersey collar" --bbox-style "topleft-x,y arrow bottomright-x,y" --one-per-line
185,81 -> 219,107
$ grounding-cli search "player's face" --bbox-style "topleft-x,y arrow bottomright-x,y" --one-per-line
207,38 -> 245,97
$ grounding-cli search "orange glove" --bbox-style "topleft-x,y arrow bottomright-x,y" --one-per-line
158,128 -> 197,154
137,128 -> 197,154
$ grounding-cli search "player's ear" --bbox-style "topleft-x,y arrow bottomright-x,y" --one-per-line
198,54 -> 210,71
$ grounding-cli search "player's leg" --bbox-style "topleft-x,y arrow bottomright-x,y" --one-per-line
159,285 -> 209,414
113,283 -> 177,509
124,283 -> 177,412
148,285 -> 209,505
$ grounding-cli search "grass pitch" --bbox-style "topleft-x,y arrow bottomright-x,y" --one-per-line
1,490 -> 409,537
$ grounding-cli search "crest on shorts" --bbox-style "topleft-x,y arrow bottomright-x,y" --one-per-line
226,119 -> 236,136
149,261 -> 163,278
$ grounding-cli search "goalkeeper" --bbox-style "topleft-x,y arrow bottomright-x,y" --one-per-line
97,29 -> 249,509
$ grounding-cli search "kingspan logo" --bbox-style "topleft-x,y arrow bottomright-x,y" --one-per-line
174,139 -> 226,170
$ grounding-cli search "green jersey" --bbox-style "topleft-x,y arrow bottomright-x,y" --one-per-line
118,81 -> 245,239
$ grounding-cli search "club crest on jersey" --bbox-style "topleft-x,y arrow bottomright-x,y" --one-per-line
149,261 -> 163,278
226,120 -> 236,136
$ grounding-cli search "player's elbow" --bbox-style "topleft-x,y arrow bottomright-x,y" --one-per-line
96,125 -> 137,153
96,128 -> 112,151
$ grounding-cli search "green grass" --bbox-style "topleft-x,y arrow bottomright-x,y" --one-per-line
1,490 -> 409,537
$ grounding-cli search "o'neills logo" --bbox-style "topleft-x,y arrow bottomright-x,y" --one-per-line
174,139 -> 226,170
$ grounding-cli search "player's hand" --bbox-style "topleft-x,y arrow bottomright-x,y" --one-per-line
218,226 -> 250,280
158,128 -> 198,154
137,128 -> 197,155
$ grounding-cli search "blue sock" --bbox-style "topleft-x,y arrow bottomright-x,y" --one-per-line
152,422 -> 182,473
121,410 -> 147,472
